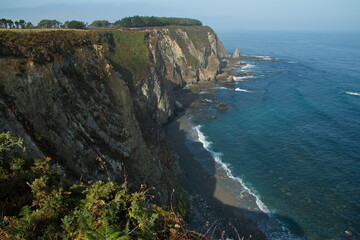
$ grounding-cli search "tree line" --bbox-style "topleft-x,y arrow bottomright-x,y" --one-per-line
113,16 -> 202,27
0,18 -> 33,29
0,18 -> 87,29
0,16 -> 203,30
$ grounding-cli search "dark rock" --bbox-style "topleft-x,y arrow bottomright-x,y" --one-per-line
217,102 -> 229,110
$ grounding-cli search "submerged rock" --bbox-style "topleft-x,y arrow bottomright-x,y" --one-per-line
217,102 -> 229,110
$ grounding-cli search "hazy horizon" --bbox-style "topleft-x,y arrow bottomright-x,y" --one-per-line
1,0 -> 360,32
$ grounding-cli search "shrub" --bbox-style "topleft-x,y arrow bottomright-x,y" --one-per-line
0,132 -> 205,240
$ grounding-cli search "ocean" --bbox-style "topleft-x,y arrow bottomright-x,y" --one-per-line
186,31 -> 360,239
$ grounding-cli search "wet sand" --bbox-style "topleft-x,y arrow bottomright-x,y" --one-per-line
165,104 -> 266,239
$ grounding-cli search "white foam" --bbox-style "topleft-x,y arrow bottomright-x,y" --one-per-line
193,125 -> 270,215
263,56 -> 273,61
346,91 -> 360,96
233,75 -> 255,81
255,55 -> 274,61
235,88 -> 253,93
192,124 -> 302,240
217,86 -> 232,91
256,55 -> 273,61
242,63 -> 255,69
288,61 -> 298,64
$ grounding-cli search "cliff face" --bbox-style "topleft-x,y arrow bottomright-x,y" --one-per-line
0,27 -> 227,204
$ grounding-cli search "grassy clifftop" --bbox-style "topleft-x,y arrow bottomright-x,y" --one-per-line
0,30 -> 98,63
0,29 -> 152,89
0,25 -> 222,88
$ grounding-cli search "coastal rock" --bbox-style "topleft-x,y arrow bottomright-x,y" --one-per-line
175,100 -> 183,111
0,27 -> 227,205
217,102 -> 229,110
0,27 -> 268,240
220,75 -> 236,85
227,75 -> 234,82
232,47 -> 241,59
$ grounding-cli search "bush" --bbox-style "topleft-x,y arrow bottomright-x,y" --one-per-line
0,132 -> 205,240
67,20 -> 86,29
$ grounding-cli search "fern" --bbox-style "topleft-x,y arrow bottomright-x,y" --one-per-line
0,131 -> 222,240
84,221 -> 125,240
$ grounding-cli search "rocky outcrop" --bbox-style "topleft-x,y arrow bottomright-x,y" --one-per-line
0,27 -> 228,205
232,47 -> 241,59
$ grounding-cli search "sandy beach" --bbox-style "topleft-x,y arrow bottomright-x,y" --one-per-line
165,90 -> 266,239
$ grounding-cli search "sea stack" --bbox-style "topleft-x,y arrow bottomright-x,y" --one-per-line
233,47 -> 241,59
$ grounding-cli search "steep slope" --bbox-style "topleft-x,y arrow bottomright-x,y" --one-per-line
0,27 -> 227,205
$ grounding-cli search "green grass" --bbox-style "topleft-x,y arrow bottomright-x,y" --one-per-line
99,30 -> 151,90
0,30 -> 99,63
0,29 -> 152,90
0,26 -> 213,88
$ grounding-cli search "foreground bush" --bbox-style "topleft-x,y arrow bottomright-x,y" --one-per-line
0,132 -> 204,240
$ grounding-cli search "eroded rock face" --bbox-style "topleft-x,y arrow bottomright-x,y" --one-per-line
233,47 -> 241,59
0,27 -> 228,204
154,27 -> 228,88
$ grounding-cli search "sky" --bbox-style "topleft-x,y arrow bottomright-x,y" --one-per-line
1,0 -> 360,32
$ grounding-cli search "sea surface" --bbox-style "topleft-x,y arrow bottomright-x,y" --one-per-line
187,31 -> 360,239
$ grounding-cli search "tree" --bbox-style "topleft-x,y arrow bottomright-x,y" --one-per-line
90,20 -> 110,28
37,19 -> 61,29
61,21 -> 69,29
0,18 -> 6,28
19,19 -> 26,28
67,20 -> 86,29
25,22 -> 33,29
14,21 -> 19,28
7,19 -> 14,28
113,16 -> 202,28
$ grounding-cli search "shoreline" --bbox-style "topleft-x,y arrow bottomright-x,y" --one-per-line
165,87 -> 266,239
164,54 -> 294,240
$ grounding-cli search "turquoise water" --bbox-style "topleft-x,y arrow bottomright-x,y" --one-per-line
190,31 -> 360,239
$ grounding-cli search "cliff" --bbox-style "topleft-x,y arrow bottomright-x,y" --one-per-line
0,27 -> 228,205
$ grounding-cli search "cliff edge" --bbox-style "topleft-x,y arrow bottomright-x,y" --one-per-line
0,27 -> 227,205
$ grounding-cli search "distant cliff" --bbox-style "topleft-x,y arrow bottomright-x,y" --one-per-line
0,27 -> 227,204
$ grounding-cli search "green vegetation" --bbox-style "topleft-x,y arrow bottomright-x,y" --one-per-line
114,16 -> 202,28
0,18 -> 29,29
0,132 -> 206,240
1,16 -> 203,30
38,19 -> 61,29
0,30 -> 99,63
67,20 -> 86,29
90,20 -> 111,28
99,31 -> 151,89
0,29 -> 151,89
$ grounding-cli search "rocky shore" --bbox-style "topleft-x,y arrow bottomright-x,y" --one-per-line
166,102 -> 266,240
164,52 -> 278,239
